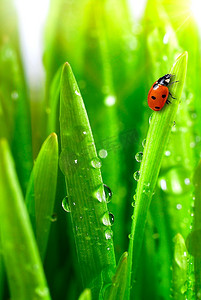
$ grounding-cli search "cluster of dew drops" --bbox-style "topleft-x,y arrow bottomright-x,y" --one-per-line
61,172 -> 114,241
133,139 -> 145,182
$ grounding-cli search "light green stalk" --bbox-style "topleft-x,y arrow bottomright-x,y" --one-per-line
59,62 -> 116,297
127,52 -> 188,298
0,139 -> 51,300
25,133 -> 58,261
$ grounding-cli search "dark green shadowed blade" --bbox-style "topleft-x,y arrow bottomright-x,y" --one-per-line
0,139 -> 51,300
59,62 -> 116,297
25,133 -> 58,261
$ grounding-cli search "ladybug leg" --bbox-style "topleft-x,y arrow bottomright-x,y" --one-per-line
169,91 -> 176,99
169,80 -> 179,86
166,99 -> 171,104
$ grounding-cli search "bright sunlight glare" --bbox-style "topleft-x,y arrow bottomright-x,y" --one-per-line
128,0 -> 147,20
14,0 -> 50,89
191,0 -> 201,29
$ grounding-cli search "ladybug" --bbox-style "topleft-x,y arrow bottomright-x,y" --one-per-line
148,74 -> 177,111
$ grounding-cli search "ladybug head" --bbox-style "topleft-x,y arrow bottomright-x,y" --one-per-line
158,74 -> 173,86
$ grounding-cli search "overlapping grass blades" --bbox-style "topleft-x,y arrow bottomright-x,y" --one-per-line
127,52 -> 188,297
59,62 -> 116,297
25,133 -> 58,261
0,139 -> 51,300
0,0 -> 32,194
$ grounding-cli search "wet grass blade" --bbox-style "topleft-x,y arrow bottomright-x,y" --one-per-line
127,51 -> 188,297
172,234 -> 187,299
0,139 -> 51,300
59,62 -> 116,297
25,133 -> 58,261
104,252 -> 128,300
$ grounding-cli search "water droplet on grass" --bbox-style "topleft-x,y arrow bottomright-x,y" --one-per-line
75,90 -> 81,96
35,286 -> 49,297
99,149 -> 108,158
103,184 -> 112,203
149,114 -> 153,124
59,150 -> 79,175
104,95 -> 116,106
133,171 -> 140,181
109,213 -> 114,225
94,186 -> 106,202
50,213 -> 57,222
91,158 -> 102,168
105,229 -> 113,240
135,152 -> 143,162
11,91 -> 19,101
62,196 -> 70,212
142,139 -> 146,148
102,213 -> 111,226
176,204 -> 182,210
165,150 -> 171,157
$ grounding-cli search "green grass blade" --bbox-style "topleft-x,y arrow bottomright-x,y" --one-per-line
25,133 -> 58,261
78,289 -> 92,300
192,160 -> 201,296
0,139 -> 51,300
172,233 -> 187,299
0,41 -> 32,194
104,252 -> 128,300
46,67 -> 62,135
127,51 -> 188,297
59,62 -> 116,297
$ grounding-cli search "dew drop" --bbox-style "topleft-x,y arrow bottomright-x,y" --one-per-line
128,233 -> 133,240
103,184 -> 112,203
135,152 -> 143,162
149,114 -> 153,124
184,178 -> 190,185
104,95 -> 116,107
62,196 -> 71,212
131,201 -> 135,207
109,213 -> 114,225
102,212 -> 111,226
165,150 -> 171,157
180,281 -> 187,294
99,149 -> 108,158
142,139 -> 146,148
91,157 -> 102,169
94,186 -> 105,202
11,91 -> 19,101
75,90 -> 81,96
105,229 -> 113,240
50,213 -> 57,222
133,171 -> 140,181
35,286 -> 49,297
59,150 -> 79,175
176,204 -> 182,210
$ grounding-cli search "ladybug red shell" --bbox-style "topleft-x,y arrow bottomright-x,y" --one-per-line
148,74 -> 174,111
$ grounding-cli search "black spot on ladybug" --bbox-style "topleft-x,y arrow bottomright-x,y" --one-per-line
151,96 -> 156,100
155,106 -> 160,109
162,94 -> 166,98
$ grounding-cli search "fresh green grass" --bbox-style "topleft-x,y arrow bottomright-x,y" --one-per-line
0,0 -> 201,299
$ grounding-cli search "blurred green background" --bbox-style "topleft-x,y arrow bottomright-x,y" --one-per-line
1,0 -> 201,299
